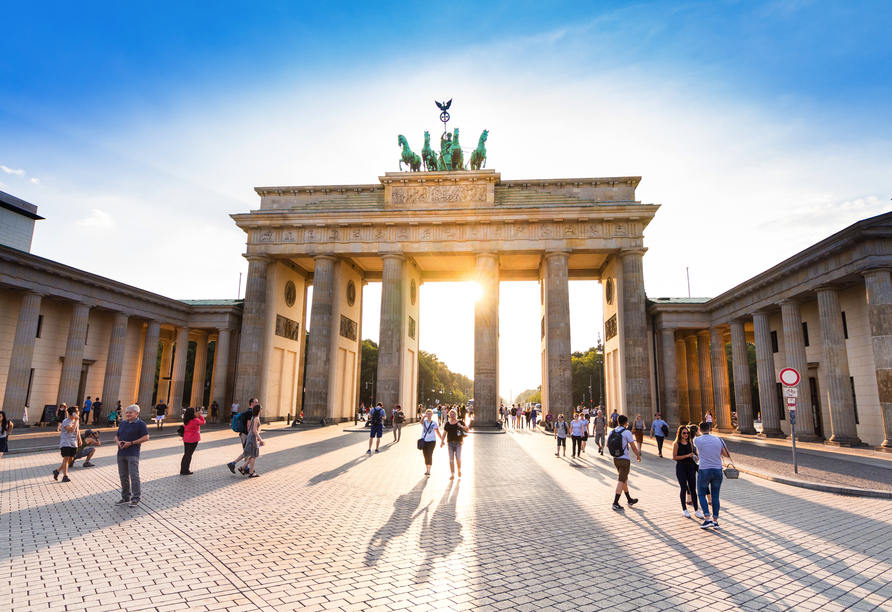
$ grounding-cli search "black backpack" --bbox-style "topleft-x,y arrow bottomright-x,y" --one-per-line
607,427 -> 627,458
370,408 -> 383,427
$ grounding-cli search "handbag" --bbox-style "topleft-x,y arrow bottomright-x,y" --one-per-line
720,440 -> 739,479
418,420 -> 433,451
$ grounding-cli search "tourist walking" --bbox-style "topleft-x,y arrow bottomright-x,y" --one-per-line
0,411 -> 13,466
632,413 -> 646,449
114,404 -> 149,507
154,401 -> 167,430
367,402 -> 385,453
82,396 -> 92,425
441,408 -> 469,479
419,409 -> 441,476
53,406 -> 80,483
180,407 -> 205,475
609,415 -> 641,510
581,411 -> 590,453
693,421 -> 730,528
226,398 -> 258,474
240,404 -> 264,477
554,414 -> 570,457
705,410 -> 714,425
593,409 -> 607,455
510,404 -> 517,429
209,400 -> 219,424
651,412 -> 669,458
570,413 -> 586,457
91,397 -> 102,425
610,408 -> 619,428
56,403 -> 68,432
524,405 -> 532,429
530,404 -> 538,428
672,426 -> 703,519
392,404 -> 405,443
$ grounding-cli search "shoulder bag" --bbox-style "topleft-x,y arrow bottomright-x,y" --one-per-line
417,421 -> 433,451
720,439 -> 739,479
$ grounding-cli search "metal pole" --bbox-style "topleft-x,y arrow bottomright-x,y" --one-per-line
686,267 -> 691,298
791,410 -> 798,474
238,272 -> 242,299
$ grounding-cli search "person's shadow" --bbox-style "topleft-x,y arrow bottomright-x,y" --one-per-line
365,477 -> 429,566
415,480 -> 463,584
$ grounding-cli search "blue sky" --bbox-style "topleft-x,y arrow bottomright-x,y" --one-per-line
2,1 -> 890,400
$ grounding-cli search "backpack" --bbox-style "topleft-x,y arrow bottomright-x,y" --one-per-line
232,410 -> 252,434
370,407 -> 383,427
661,423 -> 669,437
607,427 -> 627,458
176,425 -> 185,438
395,411 -> 405,424
230,411 -> 241,432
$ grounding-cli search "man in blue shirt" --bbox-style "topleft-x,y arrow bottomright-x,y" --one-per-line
82,396 -> 92,423
367,402 -> 385,454
650,412 -> 669,458
114,404 -> 149,508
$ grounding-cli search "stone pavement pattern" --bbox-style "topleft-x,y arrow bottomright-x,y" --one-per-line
2,423 -> 892,612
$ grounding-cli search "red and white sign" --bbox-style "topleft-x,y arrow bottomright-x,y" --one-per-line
779,367 -> 800,386
787,397 -> 797,410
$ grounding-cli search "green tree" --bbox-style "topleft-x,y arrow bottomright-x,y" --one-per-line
571,346 -> 604,408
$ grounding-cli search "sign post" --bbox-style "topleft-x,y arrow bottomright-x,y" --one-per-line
779,368 -> 801,474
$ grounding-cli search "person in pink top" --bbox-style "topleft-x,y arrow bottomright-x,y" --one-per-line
180,407 -> 205,475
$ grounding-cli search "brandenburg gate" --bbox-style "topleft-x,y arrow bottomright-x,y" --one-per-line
230,168 -> 659,426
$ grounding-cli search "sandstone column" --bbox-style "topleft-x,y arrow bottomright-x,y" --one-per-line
100,313 -> 129,411
863,269 -> 892,452
730,319 -> 756,434
234,255 -> 270,404
661,329 -> 679,429
780,300 -> 819,441
304,255 -> 338,421
376,255 -> 405,414
57,302 -> 91,407
136,320 -> 162,414
675,338 -> 690,425
169,327 -> 191,412
211,328 -> 231,415
710,327 -> 733,432
294,284 -> 309,418
2,291 -> 43,421
545,252 -> 572,415
816,286 -> 862,446
190,333 -> 209,408
753,311 -> 784,438
620,250 -> 653,420
157,339 -> 173,404
684,335 -> 701,421
474,253 -> 499,427
697,330 -> 714,420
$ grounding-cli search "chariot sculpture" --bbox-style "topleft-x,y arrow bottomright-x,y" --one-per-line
395,99 -> 489,172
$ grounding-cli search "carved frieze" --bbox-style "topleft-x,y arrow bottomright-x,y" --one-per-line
275,315 -> 300,341
391,185 -> 487,205
605,314 -> 618,341
339,315 -> 358,341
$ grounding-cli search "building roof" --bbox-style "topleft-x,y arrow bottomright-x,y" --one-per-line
179,299 -> 245,306
647,297 -> 712,305
0,190 -> 44,220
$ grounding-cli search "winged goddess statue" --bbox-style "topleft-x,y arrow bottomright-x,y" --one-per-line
436,99 -> 452,133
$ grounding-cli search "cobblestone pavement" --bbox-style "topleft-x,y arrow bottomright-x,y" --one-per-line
2,422 -> 892,612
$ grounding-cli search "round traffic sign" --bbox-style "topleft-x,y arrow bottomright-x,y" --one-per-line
779,367 -> 800,386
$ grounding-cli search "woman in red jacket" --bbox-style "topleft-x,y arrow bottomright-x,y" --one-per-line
180,407 -> 205,475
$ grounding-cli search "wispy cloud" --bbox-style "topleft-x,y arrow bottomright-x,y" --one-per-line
1,165 -> 25,176
29,177 -> 39,184
75,209 -> 114,228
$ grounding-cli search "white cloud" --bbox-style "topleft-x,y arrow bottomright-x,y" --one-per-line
29,177 -> 40,184
1,165 -> 25,176
75,209 -> 114,228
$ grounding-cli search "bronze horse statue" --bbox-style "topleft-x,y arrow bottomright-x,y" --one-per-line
398,135 -> 421,172
421,131 -> 438,172
469,129 -> 488,170
448,128 -> 464,171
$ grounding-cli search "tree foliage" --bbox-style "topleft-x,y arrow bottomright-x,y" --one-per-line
571,346 -> 604,407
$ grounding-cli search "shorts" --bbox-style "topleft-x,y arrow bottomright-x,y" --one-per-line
61,447 -> 77,458
595,433 -> 605,447
370,424 -> 383,439
74,448 -> 93,460
614,458 -> 631,482
556,437 -> 566,448
0,438 -> 8,453
156,415 -> 166,421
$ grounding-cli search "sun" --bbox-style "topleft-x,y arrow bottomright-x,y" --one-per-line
470,282 -> 484,301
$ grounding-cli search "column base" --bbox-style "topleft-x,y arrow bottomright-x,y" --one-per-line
825,435 -> 865,447
792,434 -> 824,443
876,444 -> 892,454
734,427 -> 757,436
758,429 -> 786,439
716,427 -> 735,434
470,420 -> 505,433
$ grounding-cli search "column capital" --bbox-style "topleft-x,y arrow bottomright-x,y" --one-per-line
815,284 -> 843,295
312,254 -> 339,263
618,248 -> 648,259
379,253 -> 405,263
660,326 -> 677,332
242,254 -> 272,264
861,267 -> 892,279
696,329 -> 711,338
474,252 -> 499,261
216,326 -> 232,333
778,298 -> 803,306
543,250 -> 570,261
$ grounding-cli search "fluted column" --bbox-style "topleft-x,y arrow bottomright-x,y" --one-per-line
169,327 -> 191,412
863,269 -> 892,452
545,252 -> 572,416
684,335 -> 701,421
190,333 -> 209,408
100,313 -> 129,410
137,321 -> 161,415
211,328 -> 231,413
2,291 -> 43,421
661,329 -> 679,429
620,250 -> 653,420
730,319 -> 756,434
710,327 -> 733,432
305,255 -> 338,420
753,311 -> 784,438
294,285 -> 309,418
474,253 -> 499,427
57,302 -> 92,407
234,255 -> 270,404
697,330 -> 714,420
675,338 -> 690,425
816,286 -> 862,446
375,254 -> 405,414
780,300 -> 820,441
157,338 -> 173,404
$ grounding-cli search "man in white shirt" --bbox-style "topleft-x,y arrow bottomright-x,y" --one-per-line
610,415 -> 641,510
693,421 -> 730,529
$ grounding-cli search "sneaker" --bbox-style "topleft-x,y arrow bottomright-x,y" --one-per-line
227,462 -> 236,474
695,510 -> 705,519
129,500 -> 140,507
52,469 -> 59,481
612,503 -> 624,511
83,462 -> 95,467
374,449 -> 379,453
683,510 -> 691,518
366,450 -> 371,454
627,498 -> 639,507
712,520 -> 720,529
700,519 -> 715,529
114,498 -> 130,506
61,476 -> 71,482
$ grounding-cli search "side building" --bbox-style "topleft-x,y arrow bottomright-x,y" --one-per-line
647,211 -> 892,451
0,190 -> 244,424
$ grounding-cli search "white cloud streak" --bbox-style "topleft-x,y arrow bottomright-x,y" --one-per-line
1,165 -> 25,176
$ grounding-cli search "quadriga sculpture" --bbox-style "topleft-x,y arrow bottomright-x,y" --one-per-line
421,131 -> 438,172
469,129 -> 488,170
398,135 -> 422,172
